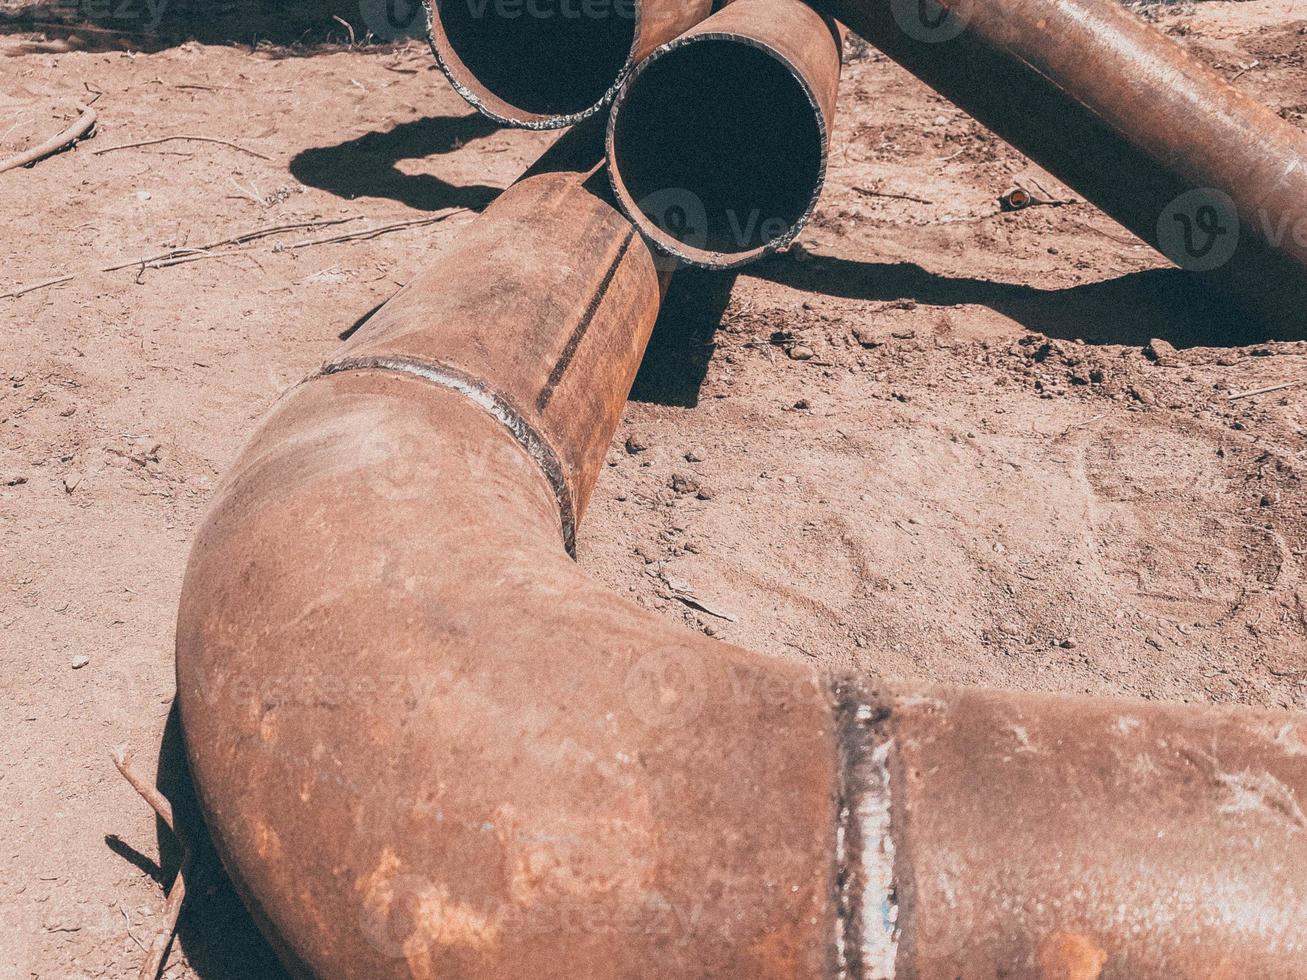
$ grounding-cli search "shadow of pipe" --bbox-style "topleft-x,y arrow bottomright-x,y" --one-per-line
290,114 -> 504,214
752,251 -> 1283,348
149,704 -> 290,979
631,267 -> 740,408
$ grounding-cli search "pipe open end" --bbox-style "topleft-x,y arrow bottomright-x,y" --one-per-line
428,0 -> 638,128
607,35 -> 828,269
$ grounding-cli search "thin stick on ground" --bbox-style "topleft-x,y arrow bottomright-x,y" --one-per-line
332,13 -> 358,46
853,185 -> 934,205
2,211 -> 471,299
0,105 -> 97,174
111,745 -> 192,980
1227,379 -> 1302,401
92,135 -> 270,160
284,212 -> 469,249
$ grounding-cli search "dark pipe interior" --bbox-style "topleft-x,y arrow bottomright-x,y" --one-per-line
612,40 -> 823,255
436,0 -> 636,117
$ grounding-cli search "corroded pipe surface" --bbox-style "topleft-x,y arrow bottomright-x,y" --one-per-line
178,141 -> 1307,976
814,0 -> 1307,336
425,0 -> 714,128
177,130 -> 842,978
837,680 -> 1307,979
606,0 -> 842,268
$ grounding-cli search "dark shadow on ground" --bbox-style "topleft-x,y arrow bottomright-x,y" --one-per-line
752,251 -> 1275,348
0,0 -> 410,51
631,266 -> 738,408
290,114 -> 502,213
142,704 -> 291,979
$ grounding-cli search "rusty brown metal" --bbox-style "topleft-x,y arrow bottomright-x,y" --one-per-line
176,130 -> 841,978
835,679 -> 1307,978
426,0 -> 715,129
178,125 -> 1307,980
813,0 -> 1307,337
605,0 -> 842,268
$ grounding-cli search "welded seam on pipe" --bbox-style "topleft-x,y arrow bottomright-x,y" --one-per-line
317,355 -> 579,555
537,227 -> 637,411
834,680 -> 900,980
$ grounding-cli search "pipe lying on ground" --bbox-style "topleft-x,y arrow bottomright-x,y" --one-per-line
425,0 -> 714,129
813,0 -> 1307,337
177,134 -> 1307,977
605,0 -> 842,268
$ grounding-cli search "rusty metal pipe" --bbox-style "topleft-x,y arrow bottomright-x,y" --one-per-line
178,137 -> 1307,977
605,0 -> 842,268
425,0 -> 714,129
813,0 -> 1307,336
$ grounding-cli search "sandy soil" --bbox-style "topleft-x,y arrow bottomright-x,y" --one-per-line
3,1 -> 1306,976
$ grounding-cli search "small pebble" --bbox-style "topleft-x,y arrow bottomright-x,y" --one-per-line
789,345 -> 814,361
851,327 -> 883,348
624,433 -> 651,454
1060,638 -> 1078,650
1145,337 -> 1184,368
684,448 -> 706,463
794,398 -> 811,410
71,655 -> 90,670
669,472 -> 700,495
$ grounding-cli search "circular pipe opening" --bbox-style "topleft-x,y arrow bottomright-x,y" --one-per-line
607,36 -> 827,268
430,0 -> 638,128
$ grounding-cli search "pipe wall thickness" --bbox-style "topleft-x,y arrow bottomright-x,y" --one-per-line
426,0 -> 714,128
605,0 -> 842,267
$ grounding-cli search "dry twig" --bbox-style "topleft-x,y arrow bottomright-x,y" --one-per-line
111,744 -> 192,980
92,135 -> 270,160
0,216 -> 371,299
853,184 -> 934,205
1227,380 -> 1302,401
0,105 -> 97,174
332,14 -> 358,46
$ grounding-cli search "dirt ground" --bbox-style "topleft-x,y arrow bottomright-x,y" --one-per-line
3,1 -> 1307,976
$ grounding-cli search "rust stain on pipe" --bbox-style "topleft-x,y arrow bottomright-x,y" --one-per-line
177,130 -> 841,978
813,0 -> 1307,337
425,0 -> 715,129
606,0 -> 843,268
179,138 -> 1307,978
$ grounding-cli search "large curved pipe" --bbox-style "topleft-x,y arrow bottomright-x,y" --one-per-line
425,0 -> 714,129
177,137 -> 1307,977
813,0 -> 1307,337
605,0 -> 842,268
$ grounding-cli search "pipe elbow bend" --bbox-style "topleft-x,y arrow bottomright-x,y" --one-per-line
175,366 -> 842,979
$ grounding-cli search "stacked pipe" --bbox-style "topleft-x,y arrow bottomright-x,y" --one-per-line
174,0 -> 1307,976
